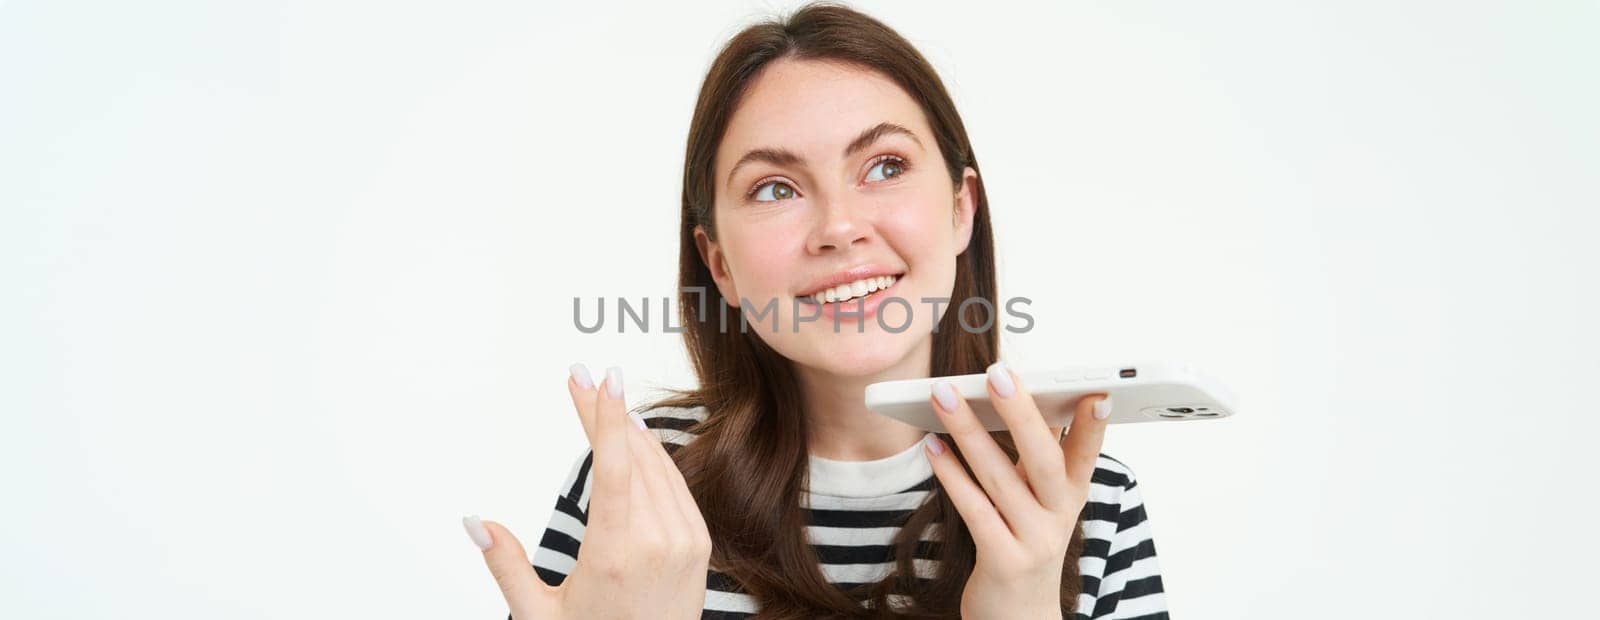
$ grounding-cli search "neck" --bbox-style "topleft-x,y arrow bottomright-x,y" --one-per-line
795,336 -> 934,461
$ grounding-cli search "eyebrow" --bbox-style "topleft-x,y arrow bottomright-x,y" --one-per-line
725,122 -> 925,192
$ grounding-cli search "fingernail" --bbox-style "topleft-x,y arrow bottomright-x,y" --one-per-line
986,361 -> 1016,398
1094,396 -> 1114,420
604,366 -> 624,399
462,515 -> 493,551
569,363 -> 594,389
923,433 -> 945,456
628,411 -> 649,431
932,381 -> 959,413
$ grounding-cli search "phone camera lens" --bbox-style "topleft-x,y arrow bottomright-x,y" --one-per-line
1166,407 -> 1194,414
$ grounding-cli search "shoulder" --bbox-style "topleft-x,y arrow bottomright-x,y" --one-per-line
635,403 -> 709,448
1079,454 -> 1168,615
1090,452 -> 1139,490
1083,453 -> 1148,522
556,405 -> 707,500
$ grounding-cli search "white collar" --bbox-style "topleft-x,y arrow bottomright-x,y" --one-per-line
806,438 -> 933,498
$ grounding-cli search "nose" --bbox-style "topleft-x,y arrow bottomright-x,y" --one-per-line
805,194 -> 872,254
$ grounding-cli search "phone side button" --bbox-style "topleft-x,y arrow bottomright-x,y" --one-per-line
1083,369 -> 1113,380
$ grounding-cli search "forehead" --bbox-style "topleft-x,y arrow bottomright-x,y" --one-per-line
716,58 -> 932,175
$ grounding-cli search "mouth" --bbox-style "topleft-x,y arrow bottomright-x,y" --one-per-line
797,272 -> 904,306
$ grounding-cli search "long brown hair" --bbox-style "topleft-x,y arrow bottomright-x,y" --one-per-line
650,2 -> 1086,617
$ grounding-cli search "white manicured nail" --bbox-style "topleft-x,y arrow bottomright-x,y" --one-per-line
986,361 -> 1015,398
569,363 -> 594,389
462,515 -> 492,551
1094,396 -> 1114,420
628,411 -> 648,431
932,381 -> 959,412
605,366 -> 624,399
923,433 -> 945,456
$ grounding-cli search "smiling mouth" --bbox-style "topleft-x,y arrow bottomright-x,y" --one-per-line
797,273 -> 903,305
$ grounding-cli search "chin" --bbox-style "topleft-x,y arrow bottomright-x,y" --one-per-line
791,330 -> 917,378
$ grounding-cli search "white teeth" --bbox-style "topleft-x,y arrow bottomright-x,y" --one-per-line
809,274 -> 898,304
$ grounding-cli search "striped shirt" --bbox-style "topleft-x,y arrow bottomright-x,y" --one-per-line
528,406 -> 1169,619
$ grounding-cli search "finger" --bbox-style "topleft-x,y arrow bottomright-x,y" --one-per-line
625,428 -> 670,595
640,418 -> 708,544
654,438 -> 712,616
567,363 -> 599,445
627,429 -> 665,539
922,433 -> 1013,549
465,516 -> 552,614
1061,394 -> 1112,486
636,428 -> 712,618
929,378 -> 1041,524
984,361 -> 1072,511
646,431 -> 713,571
585,366 -> 632,539
627,411 -> 688,537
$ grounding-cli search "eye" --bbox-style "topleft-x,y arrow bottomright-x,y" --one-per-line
750,180 -> 797,202
865,156 -> 907,182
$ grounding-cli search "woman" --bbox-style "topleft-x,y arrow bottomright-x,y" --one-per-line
464,3 -> 1168,618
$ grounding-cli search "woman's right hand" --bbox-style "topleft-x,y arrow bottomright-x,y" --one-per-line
464,364 -> 712,619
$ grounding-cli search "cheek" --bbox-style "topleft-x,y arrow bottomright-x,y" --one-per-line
877,195 -> 956,260
876,195 -> 962,312
722,222 -> 807,299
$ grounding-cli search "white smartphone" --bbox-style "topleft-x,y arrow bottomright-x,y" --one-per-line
864,361 -> 1239,432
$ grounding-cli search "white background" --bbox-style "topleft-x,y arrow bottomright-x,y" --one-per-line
4,1 -> 1597,617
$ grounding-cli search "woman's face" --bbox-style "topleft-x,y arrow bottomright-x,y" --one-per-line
696,58 -> 979,378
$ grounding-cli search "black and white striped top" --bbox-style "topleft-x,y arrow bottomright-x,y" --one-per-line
528,406 -> 1169,619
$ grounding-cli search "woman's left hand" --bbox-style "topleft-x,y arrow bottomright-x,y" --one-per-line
922,360 -> 1113,620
